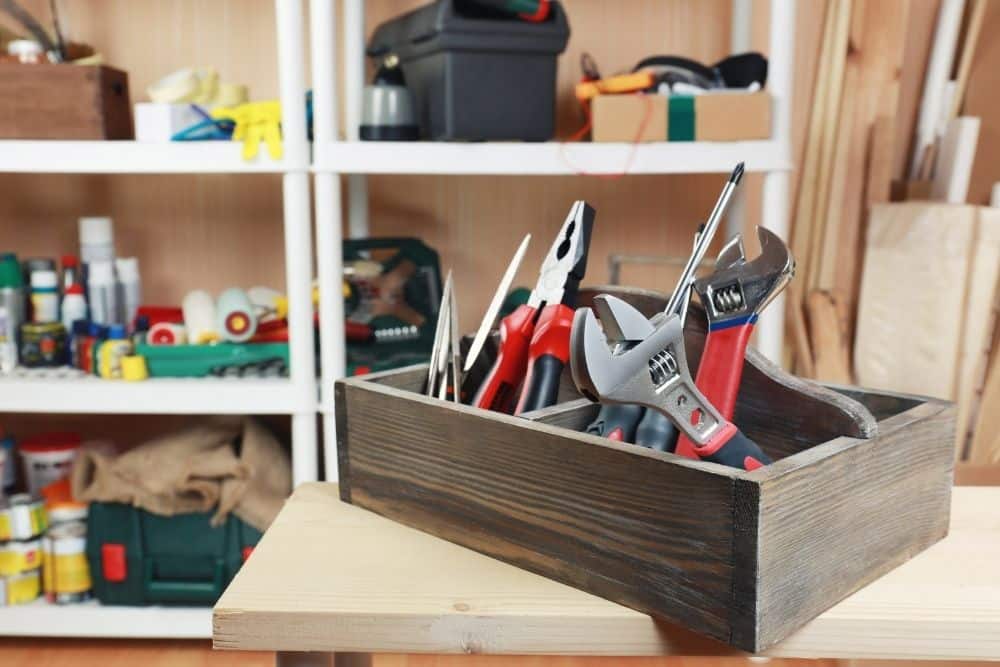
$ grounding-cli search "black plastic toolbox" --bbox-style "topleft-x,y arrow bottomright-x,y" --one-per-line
86,502 -> 261,606
367,0 -> 570,141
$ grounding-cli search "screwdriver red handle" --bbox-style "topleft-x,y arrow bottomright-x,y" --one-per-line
674,319 -> 754,460
515,303 -> 575,415
472,304 -> 537,414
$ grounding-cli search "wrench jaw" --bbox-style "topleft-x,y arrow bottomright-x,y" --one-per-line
570,299 -> 726,447
694,226 -> 795,327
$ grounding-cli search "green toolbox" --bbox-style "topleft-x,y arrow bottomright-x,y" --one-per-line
86,502 -> 261,606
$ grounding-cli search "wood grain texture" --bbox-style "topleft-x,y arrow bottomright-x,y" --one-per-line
214,484 -> 1000,660
964,0 -> 1000,205
754,400 -> 954,648
336,320 -> 947,652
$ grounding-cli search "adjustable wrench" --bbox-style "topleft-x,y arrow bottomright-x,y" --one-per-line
673,226 -> 793,460
571,294 -> 771,470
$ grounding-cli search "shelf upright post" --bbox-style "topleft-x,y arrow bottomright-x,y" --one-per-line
756,0 -> 794,366
344,0 -> 370,239
312,0 -> 347,482
276,0 -> 319,485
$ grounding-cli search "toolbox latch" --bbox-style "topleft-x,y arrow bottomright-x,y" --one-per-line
101,543 -> 128,582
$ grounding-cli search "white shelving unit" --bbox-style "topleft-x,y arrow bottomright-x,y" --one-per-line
0,0 -> 316,639
309,0 -> 796,482
0,599 -> 211,638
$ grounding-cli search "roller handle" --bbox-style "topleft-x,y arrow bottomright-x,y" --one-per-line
515,304 -> 575,415
472,304 -> 536,414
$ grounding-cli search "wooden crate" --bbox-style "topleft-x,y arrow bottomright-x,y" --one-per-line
0,64 -> 133,139
335,288 -> 955,653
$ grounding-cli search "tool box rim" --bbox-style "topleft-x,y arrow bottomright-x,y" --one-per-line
337,366 -> 950,485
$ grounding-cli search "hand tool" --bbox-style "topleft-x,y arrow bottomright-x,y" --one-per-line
447,278 -> 462,404
425,271 -> 453,397
674,226 -> 793,460
570,294 -> 772,470
585,162 -> 743,447
464,234 -> 531,375
473,201 -> 595,415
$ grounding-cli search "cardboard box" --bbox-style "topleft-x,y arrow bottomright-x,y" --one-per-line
591,91 -> 771,142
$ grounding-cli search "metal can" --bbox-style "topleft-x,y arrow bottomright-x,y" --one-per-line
6,494 -> 47,540
0,568 -> 41,605
19,321 -> 68,367
47,521 -> 91,604
0,537 -> 42,576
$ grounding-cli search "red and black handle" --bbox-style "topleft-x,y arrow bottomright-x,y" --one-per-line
514,303 -> 575,415
585,404 -> 645,441
675,317 -> 756,461
472,304 -> 537,414
690,421 -> 770,471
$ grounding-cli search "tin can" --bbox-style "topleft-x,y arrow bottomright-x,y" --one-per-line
3,494 -> 47,540
0,568 -> 41,605
0,537 -> 42,576
47,521 -> 91,604
19,322 -> 67,367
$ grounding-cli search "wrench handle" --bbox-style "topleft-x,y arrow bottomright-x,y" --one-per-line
472,304 -> 536,414
515,303 -> 575,415
674,320 -> 754,459
693,422 -> 771,471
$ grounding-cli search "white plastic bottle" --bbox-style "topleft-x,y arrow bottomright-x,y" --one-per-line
115,257 -> 141,329
61,283 -> 88,331
30,270 -> 59,323
78,217 -> 115,264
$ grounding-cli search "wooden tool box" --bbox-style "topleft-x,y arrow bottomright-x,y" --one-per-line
0,64 -> 133,140
335,287 -> 955,653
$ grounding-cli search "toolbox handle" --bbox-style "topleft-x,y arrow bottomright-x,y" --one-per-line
142,558 -> 225,604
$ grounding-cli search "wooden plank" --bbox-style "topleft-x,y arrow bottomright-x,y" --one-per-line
214,484 -> 1000,661
968,343 -> 1000,463
755,400 -> 954,649
806,290 -> 852,384
854,203 -> 977,399
963,0 -> 1000,205
948,0 -> 988,119
931,116 -> 981,203
818,0 -> 911,326
955,207 -> 1000,458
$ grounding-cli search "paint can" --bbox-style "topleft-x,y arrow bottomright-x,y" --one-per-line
0,568 -> 41,605
46,521 -> 91,604
19,321 -> 68,367
0,494 -> 48,540
19,433 -> 81,495
0,536 -> 42,576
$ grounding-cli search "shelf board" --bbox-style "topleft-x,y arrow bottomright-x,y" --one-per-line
0,599 -> 211,638
313,140 -> 792,175
0,370 -> 313,415
0,141 -> 304,174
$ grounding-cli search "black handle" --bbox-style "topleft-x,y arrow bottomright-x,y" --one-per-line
634,410 -> 678,453
585,404 -> 644,441
701,429 -> 772,470
515,354 -> 564,414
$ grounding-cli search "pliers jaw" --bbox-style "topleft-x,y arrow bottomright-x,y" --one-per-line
529,201 -> 595,309
694,226 -> 794,327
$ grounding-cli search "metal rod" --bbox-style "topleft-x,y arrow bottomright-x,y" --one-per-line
664,162 -> 744,316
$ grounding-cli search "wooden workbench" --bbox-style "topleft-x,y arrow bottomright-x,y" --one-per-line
213,483 -> 1000,663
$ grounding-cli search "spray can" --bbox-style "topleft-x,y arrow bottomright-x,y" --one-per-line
86,260 -> 118,326
115,257 -> 141,330
0,255 -> 25,352
78,217 -> 115,264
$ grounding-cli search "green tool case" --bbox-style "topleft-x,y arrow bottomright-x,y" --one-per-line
86,502 -> 262,606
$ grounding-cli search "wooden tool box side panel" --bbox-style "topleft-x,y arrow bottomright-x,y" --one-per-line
336,377 -> 748,645
751,399 -> 955,650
